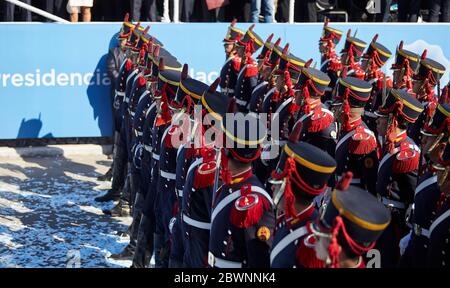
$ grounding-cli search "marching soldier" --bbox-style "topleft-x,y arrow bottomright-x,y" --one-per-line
296,172 -> 391,268
400,103 -> 450,267
318,18 -> 343,102
180,78 -> 229,268
234,24 -> 264,112
333,76 -> 378,195
208,99 -> 275,268
167,65 -> 210,268
340,30 -> 367,80
248,37 -> 282,115
374,89 -> 424,267
426,137 -> 450,268
361,34 -> 393,134
408,53 -> 446,146
293,64 -> 336,158
269,124 -> 337,267
391,41 -> 420,91
219,20 -> 244,98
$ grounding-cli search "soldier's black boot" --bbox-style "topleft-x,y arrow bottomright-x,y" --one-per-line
95,136 -> 127,202
97,166 -> 113,181
131,215 -> 154,268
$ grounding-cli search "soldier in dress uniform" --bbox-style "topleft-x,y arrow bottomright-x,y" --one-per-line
293,64 -> 336,158
399,104 -> 450,267
374,88 -> 424,267
391,41 -> 420,90
269,124 -> 337,268
333,76 -> 378,195
180,78 -> 229,268
248,37 -> 282,115
426,137 -> 450,268
256,48 -> 305,184
318,18 -> 343,103
219,20 -> 244,98
361,34 -> 393,134
233,24 -> 264,112
340,30 -> 367,80
153,57 -> 183,268
208,99 -> 275,268
96,24 -> 147,207
167,65 -> 211,268
408,53 -> 446,146
296,172 -> 391,268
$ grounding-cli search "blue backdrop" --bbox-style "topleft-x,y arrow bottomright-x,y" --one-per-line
0,23 -> 449,139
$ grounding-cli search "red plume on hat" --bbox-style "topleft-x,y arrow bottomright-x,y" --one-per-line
208,77 -> 221,94
123,13 -> 129,22
346,29 -> 351,38
265,33 -> 274,44
421,49 -> 428,60
143,26 -> 150,34
399,40 -> 404,50
336,171 -> 353,191
159,56 -> 166,71
372,34 -> 379,43
181,63 -> 189,80
282,43 -> 290,55
231,18 -> 237,27
324,17 -> 329,27
304,59 -> 313,69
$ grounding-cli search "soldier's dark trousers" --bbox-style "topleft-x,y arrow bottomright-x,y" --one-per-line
168,215 -> 184,268
376,211 -> 409,267
110,127 -> 128,194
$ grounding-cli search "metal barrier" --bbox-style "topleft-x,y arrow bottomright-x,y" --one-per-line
3,0 -> 70,23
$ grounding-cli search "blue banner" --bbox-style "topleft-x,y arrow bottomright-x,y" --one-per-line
0,23 -> 449,139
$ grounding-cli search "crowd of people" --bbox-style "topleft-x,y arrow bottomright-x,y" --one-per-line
2,0 -> 450,22
93,15 -> 450,268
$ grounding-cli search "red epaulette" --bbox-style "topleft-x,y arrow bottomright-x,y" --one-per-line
348,126 -> 377,155
163,125 -> 182,148
137,75 -> 146,87
193,147 -> 216,189
244,63 -> 258,77
125,59 -> 133,71
308,108 -> 334,133
296,233 -> 325,268
231,57 -> 242,72
230,184 -> 270,229
392,141 -> 420,174
328,55 -> 342,72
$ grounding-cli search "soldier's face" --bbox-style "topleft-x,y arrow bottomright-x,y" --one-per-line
376,116 -> 388,137
119,39 -> 127,51
319,41 -> 327,55
224,43 -> 234,55
275,75 -> 285,90
341,53 -> 349,66
236,46 -> 245,58
392,69 -> 402,87
360,58 -> 369,71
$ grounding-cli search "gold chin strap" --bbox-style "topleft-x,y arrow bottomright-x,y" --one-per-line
439,167 -> 450,186
427,132 -> 445,160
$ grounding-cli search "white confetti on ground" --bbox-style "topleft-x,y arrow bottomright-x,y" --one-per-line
0,155 -> 132,268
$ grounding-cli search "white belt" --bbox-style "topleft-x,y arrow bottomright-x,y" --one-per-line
152,153 -> 160,161
235,98 -> 248,106
160,170 -> 176,180
129,111 -> 135,117
182,213 -> 211,230
144,145 -> 152,153
270,226 -> 308,265
364,111 -> 378,119
115,91 -> 125,97
124,96 -> 130,103
177,189 -> 183,197
381,196 -> 406,210
135,131 -> 143,137
413,223 -> 430,238
337,176 -> 361,185
222,87 -> 234,94
208,252 -> 242,268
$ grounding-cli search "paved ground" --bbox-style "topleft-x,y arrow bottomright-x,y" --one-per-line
0,151 -> 133,268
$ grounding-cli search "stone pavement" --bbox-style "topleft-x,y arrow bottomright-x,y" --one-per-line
0,149 -> 132,268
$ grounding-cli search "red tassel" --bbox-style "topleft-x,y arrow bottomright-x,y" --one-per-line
392,142 -> 419,173
308,108 -> 334,133
137,75 -> 146,87
220,148 -> 232,184
328,217 -> 344,268
296,235 -> 325,268
193,161 -> 217,189
230,184 -> 270,228
125,59 -> 133,71
348,126 -> 377,155
336,171 -> 353,191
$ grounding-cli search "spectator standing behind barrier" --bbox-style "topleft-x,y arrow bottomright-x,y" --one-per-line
296,0 -> 317,22
130,0 -> 157,21
3,0 -> 32,21
68,0 -> 94,22
429,0 -> 450,22
275,0 -> 289,22
44,0 -> 67,22
251,0 -> 274,22
397,0 -> 421,22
